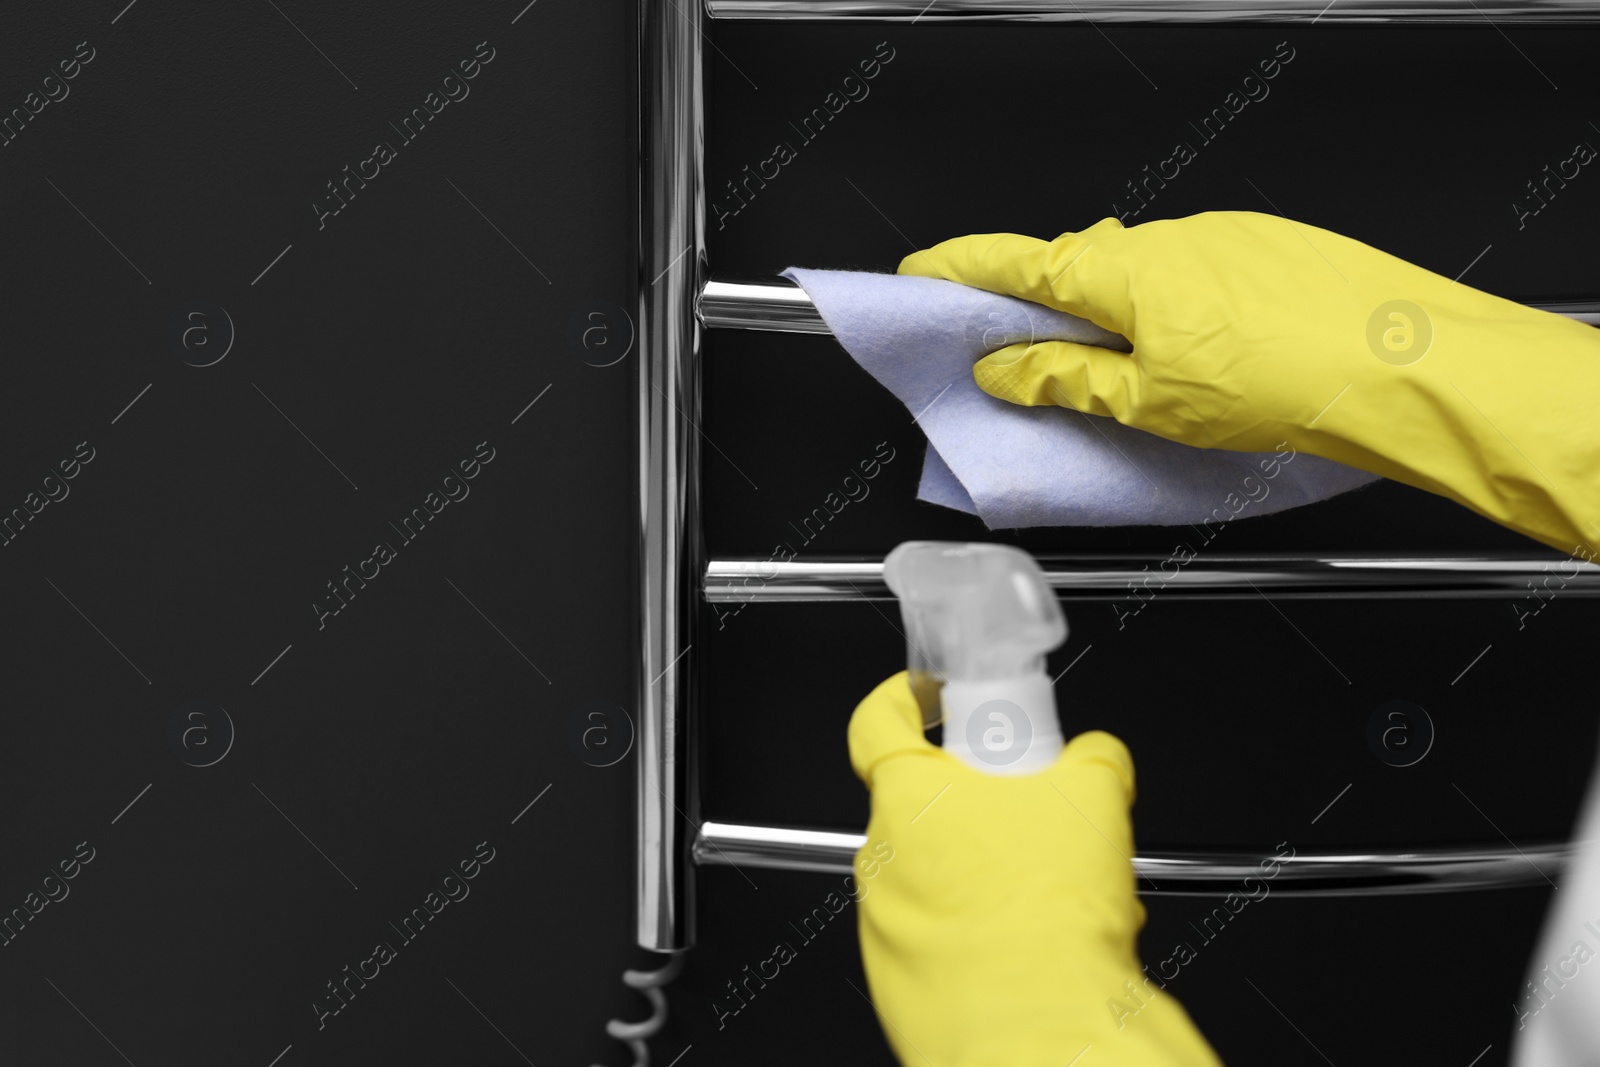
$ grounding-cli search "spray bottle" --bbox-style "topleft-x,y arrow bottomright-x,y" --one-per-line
883,541 -> 1068,776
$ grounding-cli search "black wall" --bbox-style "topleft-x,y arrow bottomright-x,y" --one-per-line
0,3 -> 645,1066
3,5 -> 1598,1067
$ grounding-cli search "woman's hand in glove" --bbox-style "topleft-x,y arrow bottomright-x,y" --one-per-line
898,212 -> 1600,558
847,669 -> 1224,1067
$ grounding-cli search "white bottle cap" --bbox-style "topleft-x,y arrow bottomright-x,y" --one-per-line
940,669 -> 1063,776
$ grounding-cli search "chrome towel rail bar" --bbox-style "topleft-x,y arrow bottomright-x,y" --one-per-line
700,275 -> 1600,333
637,0 -> 704,953
706,555 -> 1600,601
706,0 -> 1600,24
696,821 -> 1575,896
699,275 -> 1600,599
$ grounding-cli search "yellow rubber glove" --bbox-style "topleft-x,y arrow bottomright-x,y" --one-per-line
848,670 -> 1224,1067
898,212 -> 1600,560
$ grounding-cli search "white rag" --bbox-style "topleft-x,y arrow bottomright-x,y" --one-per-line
780,267 -> 1381,529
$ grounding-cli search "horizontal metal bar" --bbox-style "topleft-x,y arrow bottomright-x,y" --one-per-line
707,0 -> 1600,23
707,555 -> 1600,601
703,279 -> 1600,593
700,276 -> 1600,332
1536,301 -> 1600,326
700,276 -> 831,333
696,821 -> 1573,896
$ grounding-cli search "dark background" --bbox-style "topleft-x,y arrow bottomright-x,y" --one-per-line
0,4 -> 1594,1067
0,3 -> 642,1066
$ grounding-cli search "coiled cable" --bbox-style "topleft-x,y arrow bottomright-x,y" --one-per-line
592,949 -> 686,1067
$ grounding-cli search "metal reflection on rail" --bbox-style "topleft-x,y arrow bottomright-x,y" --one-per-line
701,277 -> 1600,333
696,822 -> 1574,896
707,0 -> 1600,24
705,556 -> 1600,601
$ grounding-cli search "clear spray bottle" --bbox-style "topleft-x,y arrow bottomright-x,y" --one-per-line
883,541 -> 1068,776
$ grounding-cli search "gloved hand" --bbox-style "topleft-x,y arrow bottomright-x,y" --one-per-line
848,670 -> 1224,1067
897,212 -> 1600,559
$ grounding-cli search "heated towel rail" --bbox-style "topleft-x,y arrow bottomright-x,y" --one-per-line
637,0 -> 1600,954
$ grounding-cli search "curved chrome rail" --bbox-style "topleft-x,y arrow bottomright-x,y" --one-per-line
706,554 -> 1600,601
707,0 -> 1600,23
695,821 -> 1574,896
701,276 -> 1600,333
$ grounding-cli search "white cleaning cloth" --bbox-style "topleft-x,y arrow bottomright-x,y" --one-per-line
780,267 -> 1381,529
